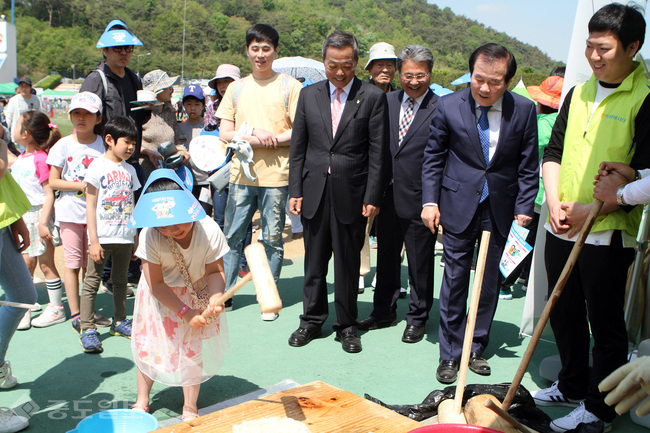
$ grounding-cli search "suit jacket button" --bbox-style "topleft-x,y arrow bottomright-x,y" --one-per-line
330,152 -> 334,156
476,191 -> 481,195
323,173 -> 327,177
395,156 -> 399,161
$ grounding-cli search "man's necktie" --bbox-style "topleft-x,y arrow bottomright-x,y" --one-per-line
398,97 -> 415,146
332,87 -> 343,137
477,105 -> 491,203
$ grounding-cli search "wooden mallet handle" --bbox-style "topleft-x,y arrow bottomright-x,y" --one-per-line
201,272 -> 252,319
501,200 -> 604,410
453,230 -> 491,415
0,300 -> 40,309
484,399 -> 539,433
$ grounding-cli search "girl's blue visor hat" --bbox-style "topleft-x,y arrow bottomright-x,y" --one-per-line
128,169 -> 206,229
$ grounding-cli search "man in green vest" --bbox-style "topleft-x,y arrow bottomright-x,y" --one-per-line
533,4 -> 650,432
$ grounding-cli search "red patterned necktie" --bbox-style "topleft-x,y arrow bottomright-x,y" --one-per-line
398,97 -> 414,145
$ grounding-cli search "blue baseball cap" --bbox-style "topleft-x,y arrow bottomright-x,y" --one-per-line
96,20 -> 143,49
182,84 -> 205,102
128,169 -> 206,229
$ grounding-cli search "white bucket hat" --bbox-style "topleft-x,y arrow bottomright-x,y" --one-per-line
364,42 -> 397,70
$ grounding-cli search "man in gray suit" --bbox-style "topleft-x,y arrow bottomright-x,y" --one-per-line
288,31 -> 389,353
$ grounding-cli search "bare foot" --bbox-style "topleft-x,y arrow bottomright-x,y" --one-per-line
130,402 -> 150,412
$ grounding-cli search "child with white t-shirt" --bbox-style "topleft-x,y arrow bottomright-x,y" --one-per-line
79,117 -> 141,353
10,110 -> 64,330
128,169 -> 228,421
47,92 -> 108,332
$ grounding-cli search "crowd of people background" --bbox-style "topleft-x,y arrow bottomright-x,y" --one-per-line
1,3 -> 650,432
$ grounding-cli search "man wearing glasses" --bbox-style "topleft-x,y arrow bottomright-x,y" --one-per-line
358,45 -> 439,346
81,19 -> 150,167
80,20 -> 151,292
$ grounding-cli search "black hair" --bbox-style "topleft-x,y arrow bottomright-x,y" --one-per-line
144,177 -> 183,194
469,43 -> 517,84
20,110 -> 61,152
550,66 -> 566,78
322,31 -> 359,60
589,3 -> 645,53
182,95 -> 206,107
103,116 -> 138,150
246,24 -> 279,49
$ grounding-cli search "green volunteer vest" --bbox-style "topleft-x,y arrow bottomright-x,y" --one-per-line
559,62 -> 650,236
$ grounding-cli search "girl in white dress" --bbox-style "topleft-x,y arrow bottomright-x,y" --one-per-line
128,169 -> 229,421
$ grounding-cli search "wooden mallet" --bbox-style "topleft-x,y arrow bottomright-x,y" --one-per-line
438,231 -> 491,425
464,200 -> 604,430
201,242 -> 282,318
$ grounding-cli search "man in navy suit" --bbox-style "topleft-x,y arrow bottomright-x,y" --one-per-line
358,45 -> 438,344
421,43 -> 538,383
288,31 -> 388,353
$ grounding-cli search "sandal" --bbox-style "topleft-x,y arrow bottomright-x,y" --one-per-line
130,403 -> 150,413
182,406 -> 199,422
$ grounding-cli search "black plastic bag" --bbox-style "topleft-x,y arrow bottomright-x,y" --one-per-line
365,383 -> 555,432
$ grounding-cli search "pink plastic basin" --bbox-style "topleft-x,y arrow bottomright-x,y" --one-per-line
409,424 -> 504,433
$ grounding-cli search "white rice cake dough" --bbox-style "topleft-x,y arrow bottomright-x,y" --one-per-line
232,416 -> 312,433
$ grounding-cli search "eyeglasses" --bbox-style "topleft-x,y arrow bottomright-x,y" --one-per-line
110,46 -> 134,53
401,73 -> 429,81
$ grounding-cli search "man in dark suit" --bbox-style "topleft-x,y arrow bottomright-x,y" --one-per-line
288,31 -> 388,353
421,43 -> 538,383
358,45 -> 438,344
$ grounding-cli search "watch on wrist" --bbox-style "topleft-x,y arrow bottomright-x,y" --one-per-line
616,186 -> 627,206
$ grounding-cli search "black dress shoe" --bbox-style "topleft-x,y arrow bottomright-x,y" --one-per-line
288,327 -> 321,347
335,330 -> 362,353
468,352 -> 491,376
436,359 -> 459,384
401,324 -> 425,343
357,315 -> 397,331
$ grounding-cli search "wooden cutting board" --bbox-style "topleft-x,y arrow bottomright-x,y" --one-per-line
153,380 -> 422,432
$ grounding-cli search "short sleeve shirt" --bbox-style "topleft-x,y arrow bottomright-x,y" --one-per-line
84,156 -> 141,244
135,217 -> 229,287
10,150 -> 49,206
46,134 -> 105,224
216,73 -> 302,187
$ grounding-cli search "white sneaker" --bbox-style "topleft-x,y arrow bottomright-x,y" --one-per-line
29,303 -> 41,312
261,312 -> 279,321
16,312 -> 30,331
0,407 -> 28,433
532,381 -> 583,407
371,275 -> 377,288
0,362 -> 17,389
31,304 -> 66,328
550,402 -> 612,432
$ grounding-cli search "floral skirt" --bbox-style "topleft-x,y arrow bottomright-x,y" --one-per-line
131,275 -> 229,386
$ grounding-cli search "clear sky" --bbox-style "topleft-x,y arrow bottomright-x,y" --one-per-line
427,0 -> 650,63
